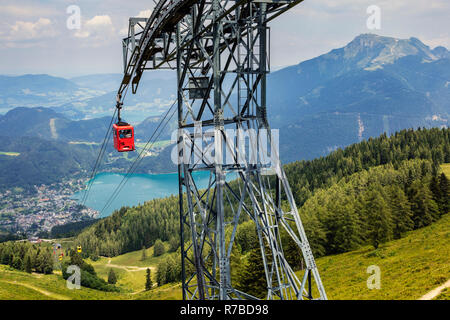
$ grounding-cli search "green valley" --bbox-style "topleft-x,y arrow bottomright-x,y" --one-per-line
0,213 -> 448,300
315,213 -> 450,300
0,127 -> 448,300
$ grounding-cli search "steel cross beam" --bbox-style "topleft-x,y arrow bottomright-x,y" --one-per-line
120,0 -> 326,300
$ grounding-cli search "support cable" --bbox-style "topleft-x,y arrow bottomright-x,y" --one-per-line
98,99 -> 178,216
80,109 -> 116,206
81,84 -> 132,207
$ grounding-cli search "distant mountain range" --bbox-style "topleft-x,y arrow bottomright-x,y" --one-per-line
0,74 -> 82,112
0,71 -> 177,122
0,33 -> 448,187
0,107 -> 109,142
63,70 -> 177,123
0,106 -> 174,143
267,34 -> 449,161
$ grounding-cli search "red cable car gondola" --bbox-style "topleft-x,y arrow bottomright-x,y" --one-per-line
113,121 -> 135,152
113,94 -> 135,152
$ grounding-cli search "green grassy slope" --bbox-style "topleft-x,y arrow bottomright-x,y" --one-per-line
0,264 -> 182,300
0,241 -> 181,300
0,152 -> 20,157
435,288 -> 450,300
1,214 -> 448,300
1,163 -> 448,300
0,265 -> 123,300
313,213 -> 449,300
87,243 -> 172,293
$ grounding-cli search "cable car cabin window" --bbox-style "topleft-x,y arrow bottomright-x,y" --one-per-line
119,129 -> 132,139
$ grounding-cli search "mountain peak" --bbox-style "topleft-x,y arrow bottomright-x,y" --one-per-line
432,46 -> 449,59
351,33 -> 383,42
341,34 -> 440,70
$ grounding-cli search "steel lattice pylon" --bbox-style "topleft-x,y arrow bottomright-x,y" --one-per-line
120,0 -> 326,300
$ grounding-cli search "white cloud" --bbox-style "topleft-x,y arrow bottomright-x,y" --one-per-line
75,15 -> 115,39
420,36 -> 450,49
119,26 -> 128,37
119,9 -> 152,37
72,15 -> 120,47
137,10 -> 152,18
0,17 -> 58,46
0,5 -> 57,18
86,15 -> 114,28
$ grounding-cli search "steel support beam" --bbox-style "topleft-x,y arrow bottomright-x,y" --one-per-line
121,0 -> 326,301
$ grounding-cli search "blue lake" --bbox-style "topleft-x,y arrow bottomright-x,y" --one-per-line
72,171 -> 234,218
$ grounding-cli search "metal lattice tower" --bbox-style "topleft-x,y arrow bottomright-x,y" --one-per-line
119,0 -> 327,300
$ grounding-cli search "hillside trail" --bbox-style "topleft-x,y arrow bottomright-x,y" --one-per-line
0,280 -> 70,300
418,279 -> 450,300
106,258 -> 155,272
130,283 -> 159,295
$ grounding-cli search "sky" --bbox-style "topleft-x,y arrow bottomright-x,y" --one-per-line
0,0 -> 448,78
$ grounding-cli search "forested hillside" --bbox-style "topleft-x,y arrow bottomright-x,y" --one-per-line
0,107 -> 177,192
285,127 -> 450,207
74,128 -> 450,261
151,158 -> 448,291
76,197 -> 180,258
299,159 -> 448,257
0,136 -> 97,191
0,241 -> 54,275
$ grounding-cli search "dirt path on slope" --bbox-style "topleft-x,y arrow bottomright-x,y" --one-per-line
106,259 -> 155,272
0,280 -> 70,300
418,279 -> 450,300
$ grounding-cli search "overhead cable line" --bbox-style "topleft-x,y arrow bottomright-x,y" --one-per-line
98,99 -> 178,216
81,84 -> 132,206
80,109 -> 116,206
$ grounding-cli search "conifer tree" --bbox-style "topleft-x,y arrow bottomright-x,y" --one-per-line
156,259 -> 168,286
145,268 -> 153,291
12,256 -> 23,270
387,186 -> 414,239
0,246 -> 12,265
24,254 -> 32,273
439,173 -> 449,214
430,175 -> 441,204
365,189 -> 393,249
229,242 -> 242,284
141,245 -> 147,261
409,181 -> 440,228
237,248 -> 268,299
332,200 -> 362,253
153,239 -> 165,257
36,249 -> 53,274
235,221 -> 258,254
169,236 -> 179,252
300,211 -> 327,258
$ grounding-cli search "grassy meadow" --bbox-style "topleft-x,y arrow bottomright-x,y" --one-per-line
0,164 -> 448,300
1,214 -> 448,300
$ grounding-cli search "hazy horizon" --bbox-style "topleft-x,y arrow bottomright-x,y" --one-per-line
0,32 -> 448,79
0,0 -> 448,77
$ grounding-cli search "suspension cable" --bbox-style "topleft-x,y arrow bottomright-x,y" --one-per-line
80,109 -> 116,206
98,99 -> 178,216
81,84 -> 132,206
